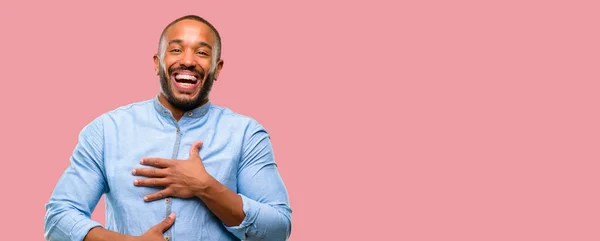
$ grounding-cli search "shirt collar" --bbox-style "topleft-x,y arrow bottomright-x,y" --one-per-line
153,95 -> 211,119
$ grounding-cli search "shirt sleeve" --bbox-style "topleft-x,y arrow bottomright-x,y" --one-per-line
224,120 -> 293,241
44,116 -> 108,241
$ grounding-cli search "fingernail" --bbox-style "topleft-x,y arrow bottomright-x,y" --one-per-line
144,196 -> 148,201
134,180 -> 139,185
132,169 -> 136,175
140,159 -> 144,164
169,213 -> 175,218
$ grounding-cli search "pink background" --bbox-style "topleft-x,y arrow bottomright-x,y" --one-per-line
2,0 -> 600,240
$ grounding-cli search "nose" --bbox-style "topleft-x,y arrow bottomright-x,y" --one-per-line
179,50 -> 197,67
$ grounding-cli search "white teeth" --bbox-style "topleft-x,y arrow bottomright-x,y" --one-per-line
180,83 -> 194,87
175,74 -> 197,81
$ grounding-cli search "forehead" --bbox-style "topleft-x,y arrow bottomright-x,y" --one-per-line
164,19 -> 216,46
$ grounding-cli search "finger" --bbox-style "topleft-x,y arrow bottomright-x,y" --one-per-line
144,188 -> 172,202
153,213 -> 176,232
189,141 -> 203,159
132,168 -> 168,177
134,178 -> 170,187
141,157 -> 172,168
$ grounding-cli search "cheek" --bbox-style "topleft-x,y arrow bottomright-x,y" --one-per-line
163,56 -> 179,68
199,62 -> 213,74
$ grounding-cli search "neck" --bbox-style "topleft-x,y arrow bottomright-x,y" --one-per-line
158,93 -> 208,121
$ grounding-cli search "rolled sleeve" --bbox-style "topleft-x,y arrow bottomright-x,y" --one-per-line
44,116 -> 107,241
225,194 -> 292,241
223,194 -> 262,239
224,120 -> 292,241
71,218 -> 103,241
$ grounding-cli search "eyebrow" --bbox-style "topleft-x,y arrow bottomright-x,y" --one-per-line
168,39 -> 213,49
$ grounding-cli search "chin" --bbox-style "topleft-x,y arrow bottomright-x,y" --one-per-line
174,93 -> 199,102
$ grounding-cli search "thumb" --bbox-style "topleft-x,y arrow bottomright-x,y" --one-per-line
154,213 -> 176,232
189,141 -> 203,159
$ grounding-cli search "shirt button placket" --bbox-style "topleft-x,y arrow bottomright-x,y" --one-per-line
168,128 -> 180,240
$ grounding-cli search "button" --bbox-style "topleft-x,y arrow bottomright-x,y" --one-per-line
176,129 -> 180,134
188,112 -> 193,116
164,236 -> 170,241
165,198 -> 170,203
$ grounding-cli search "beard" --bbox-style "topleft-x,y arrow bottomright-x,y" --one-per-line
159,63 -> 215,112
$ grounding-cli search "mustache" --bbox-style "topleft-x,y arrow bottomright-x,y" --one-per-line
168,66 -> 205,79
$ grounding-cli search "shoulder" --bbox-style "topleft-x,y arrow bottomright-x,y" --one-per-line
83,98 -> 155,131
208,103 -> 268,135
103,98 -> 155,118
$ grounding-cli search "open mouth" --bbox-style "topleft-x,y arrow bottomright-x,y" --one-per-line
171,71 -> 200,90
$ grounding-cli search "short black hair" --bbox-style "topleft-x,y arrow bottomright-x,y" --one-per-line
158,15 -> 222,61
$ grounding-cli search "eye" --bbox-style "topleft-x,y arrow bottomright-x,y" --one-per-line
170,49 -> 181,53
196,51 -> 209,56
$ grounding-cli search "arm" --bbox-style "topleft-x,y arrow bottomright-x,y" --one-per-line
83,227 -> 135,241
194,177 -> 246,227
43,116 -> 125,241
220,121 -> 292,241
84,215 -> 176,241
132,121 -> 292,240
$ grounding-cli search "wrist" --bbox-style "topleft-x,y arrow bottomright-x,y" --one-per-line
194,174 -> 218,197
124,236 -> 140,241
84,227 -> 136,241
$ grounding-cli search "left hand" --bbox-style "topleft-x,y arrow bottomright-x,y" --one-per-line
132,141 -> 214,201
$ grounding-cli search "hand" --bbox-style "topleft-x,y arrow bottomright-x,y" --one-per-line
132,141 -> 215,201
132,213 -> 176,241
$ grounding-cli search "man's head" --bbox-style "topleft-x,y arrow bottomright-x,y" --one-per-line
154,15 -> 224,111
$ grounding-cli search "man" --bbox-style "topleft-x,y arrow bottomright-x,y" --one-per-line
44,15 -> 292,241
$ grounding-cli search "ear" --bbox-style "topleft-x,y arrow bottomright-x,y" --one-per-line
213,59 -> 225,81
153,54 -> 160,76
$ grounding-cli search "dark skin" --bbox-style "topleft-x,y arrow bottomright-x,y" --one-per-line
85,214 -> 176,241
154,19 -> 223,121
84,19 -> 243,241
133,140 -> 246,227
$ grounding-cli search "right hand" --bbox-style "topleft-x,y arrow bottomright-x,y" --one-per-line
134,213 -> 176,241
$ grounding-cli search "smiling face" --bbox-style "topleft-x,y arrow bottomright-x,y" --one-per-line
154,19 -> 223,112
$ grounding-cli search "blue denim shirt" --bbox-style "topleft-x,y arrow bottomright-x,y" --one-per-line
44,96 -> 292,241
